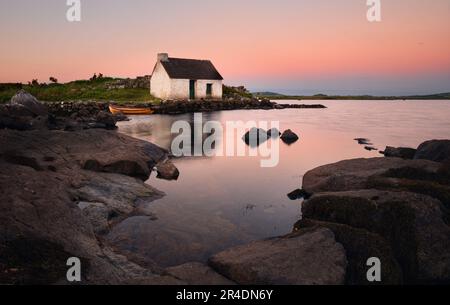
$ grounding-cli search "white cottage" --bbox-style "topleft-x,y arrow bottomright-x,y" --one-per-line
150,53 -> 223,100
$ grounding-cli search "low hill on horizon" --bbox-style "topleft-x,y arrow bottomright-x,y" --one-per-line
253,91 -> 450,100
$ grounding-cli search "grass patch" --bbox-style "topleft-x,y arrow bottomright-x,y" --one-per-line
0,77 -> 159,104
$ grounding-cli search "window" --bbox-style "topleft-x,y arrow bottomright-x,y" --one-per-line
206,83 -> 213,96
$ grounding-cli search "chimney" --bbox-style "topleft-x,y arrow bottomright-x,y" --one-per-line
157,53 -> 169,62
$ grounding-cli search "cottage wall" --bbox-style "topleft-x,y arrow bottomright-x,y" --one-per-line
195,80 -> 223,100
169,79 -> 190,100
153,78 -> 223,100
150,62 -> 172,100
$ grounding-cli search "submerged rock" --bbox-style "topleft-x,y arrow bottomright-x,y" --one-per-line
280,129 -> 299,144
208,227 -> 347,285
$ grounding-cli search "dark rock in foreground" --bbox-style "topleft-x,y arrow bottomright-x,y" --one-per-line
1,91 -> 120,131
302,189 -> 450,283
0,128 -> 178,284
302,157 -> 440,194
296,219 -> 403,285
415,140 -> 450,163
298,144 -> 450,284
208,227 -> 347,285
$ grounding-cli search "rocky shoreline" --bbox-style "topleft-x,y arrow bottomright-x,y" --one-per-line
0,92 -> 196,284
1,91 -> 449,285
43,98 -> 326,118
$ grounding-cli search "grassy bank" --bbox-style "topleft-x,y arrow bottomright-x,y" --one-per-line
0,78 -> 254,104
0,77 -> 158,104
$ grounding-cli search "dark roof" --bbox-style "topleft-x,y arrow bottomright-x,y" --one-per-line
160,57 -> 223,80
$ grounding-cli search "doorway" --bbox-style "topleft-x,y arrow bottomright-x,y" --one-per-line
206,83 -> 213,97
189,80 -> 196,100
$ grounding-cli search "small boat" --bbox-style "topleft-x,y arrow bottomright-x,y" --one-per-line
109,105 -> 154,115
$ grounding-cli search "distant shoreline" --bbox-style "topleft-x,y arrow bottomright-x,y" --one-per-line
254,92 -> 450,101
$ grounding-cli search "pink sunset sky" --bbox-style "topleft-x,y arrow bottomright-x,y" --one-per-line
0,0 -> 449,95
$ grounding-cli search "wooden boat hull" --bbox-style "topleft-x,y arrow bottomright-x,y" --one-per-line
109,105 -> 154,115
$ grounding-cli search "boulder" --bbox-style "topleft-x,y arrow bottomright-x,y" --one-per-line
95,111 -> 117,129
10,90 -> 47,117
165,262 -> 236,285
382,146 -> 416,159
267,128 -> 281,138
0,104 -> 43,130
302,190 -> 450,283
72,130 -> 167,180
415,140 -> 450,163
155,159 -> 180,181
302,157 -> 441,194
242,127 -> 268,147
280,129 -> 299,144
295,219 -> 403,285
208,227 -> 347,285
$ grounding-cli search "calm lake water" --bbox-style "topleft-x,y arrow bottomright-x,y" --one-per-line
114,100 -> 450,267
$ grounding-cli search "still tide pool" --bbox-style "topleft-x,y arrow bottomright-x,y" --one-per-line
113,100 -> 450,267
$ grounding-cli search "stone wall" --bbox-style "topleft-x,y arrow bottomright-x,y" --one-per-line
108,76 -> 151,90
